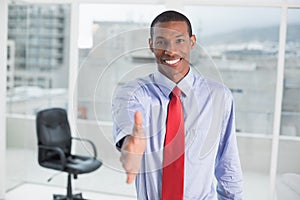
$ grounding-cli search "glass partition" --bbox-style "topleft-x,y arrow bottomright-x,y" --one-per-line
77,4 -> 165,121
6,2 -> 71,191
185,6 -> 280,135
280,8 -> 300,137
76,3 -> 164,196
184,5 -> 281,199
7,3 -> 70,115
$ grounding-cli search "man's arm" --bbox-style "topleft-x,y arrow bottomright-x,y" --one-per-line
112,81 -> 147,184
215,98 -> 243,199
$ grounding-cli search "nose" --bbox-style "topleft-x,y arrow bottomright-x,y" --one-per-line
164,43 -> 176,56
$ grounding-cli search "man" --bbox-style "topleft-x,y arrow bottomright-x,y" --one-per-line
112,10 -> 243,199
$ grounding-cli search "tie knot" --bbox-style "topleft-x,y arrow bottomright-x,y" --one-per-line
172,86 -> 181,97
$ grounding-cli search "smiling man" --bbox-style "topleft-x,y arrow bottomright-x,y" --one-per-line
112,10 -> 243,200
149,19 -> 196,83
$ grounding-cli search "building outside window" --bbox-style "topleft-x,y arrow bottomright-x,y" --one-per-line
281,9 -> 300,137
77,4 -> 165,121
6,4 -> 70,115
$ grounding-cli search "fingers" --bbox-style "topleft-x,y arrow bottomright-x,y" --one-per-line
126,172 -> 136,184
121,151 -> 140,184
121,155 -> 137,184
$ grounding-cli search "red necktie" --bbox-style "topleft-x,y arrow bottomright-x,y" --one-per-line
162,86 -> 185,200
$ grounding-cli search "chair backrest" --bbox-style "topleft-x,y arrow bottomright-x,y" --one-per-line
36,108 -> 72,163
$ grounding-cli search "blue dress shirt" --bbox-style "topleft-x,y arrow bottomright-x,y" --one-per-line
112,67 -> 243,200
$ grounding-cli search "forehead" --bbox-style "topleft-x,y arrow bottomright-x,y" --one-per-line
152,21 -> 189,38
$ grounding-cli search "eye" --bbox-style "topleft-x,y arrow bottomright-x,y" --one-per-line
176,39 -> 185,44
155,40 -> 164,46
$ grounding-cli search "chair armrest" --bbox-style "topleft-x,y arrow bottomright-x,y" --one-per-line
38,145 -> 67,170
72,137 -> 98,158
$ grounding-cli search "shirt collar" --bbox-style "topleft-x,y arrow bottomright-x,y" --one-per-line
153,67 -> 195,98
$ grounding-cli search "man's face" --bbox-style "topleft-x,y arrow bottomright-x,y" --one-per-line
149,21 -> 196,83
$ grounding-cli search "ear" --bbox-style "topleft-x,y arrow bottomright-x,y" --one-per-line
190,34 -> 196,49
149,38 -> 154,53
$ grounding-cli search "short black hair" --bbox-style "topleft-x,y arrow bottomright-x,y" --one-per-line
150,10 -> 193,38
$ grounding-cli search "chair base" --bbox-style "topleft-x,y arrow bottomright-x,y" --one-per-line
53,193 -> 86,200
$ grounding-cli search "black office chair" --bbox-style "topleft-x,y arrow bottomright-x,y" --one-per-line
36,108 -> 102,200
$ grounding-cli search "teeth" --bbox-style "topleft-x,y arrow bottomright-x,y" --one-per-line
165,58 -> 180,65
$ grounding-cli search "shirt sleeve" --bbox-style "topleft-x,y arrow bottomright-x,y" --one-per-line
111,81 -> 145,148
215,95 -> 243,200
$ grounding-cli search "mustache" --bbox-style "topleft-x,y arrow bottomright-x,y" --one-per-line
161,54 -> 182,60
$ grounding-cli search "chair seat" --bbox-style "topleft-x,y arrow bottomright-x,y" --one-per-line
65,155 -> 102,174
40,155 -> 102,175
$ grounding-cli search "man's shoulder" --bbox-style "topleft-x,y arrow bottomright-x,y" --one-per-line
115,73 -> 155,96
193,72 -> 232,96
121,73 -> 154,88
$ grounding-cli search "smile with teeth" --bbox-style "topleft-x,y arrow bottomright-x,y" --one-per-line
164,58 -> 181,65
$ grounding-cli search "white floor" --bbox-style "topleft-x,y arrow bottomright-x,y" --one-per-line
5,148 -> 137,200
5,183 -> 136,200
4,148 -> 270,200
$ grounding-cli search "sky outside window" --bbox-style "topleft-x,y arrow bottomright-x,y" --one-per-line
78,4 -> 165,48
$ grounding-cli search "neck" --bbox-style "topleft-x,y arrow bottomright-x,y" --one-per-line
158,67 -> 190,84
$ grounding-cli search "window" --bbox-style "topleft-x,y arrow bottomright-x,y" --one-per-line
277,10 -> 300,198
6,3 -> 70,115
6,2 -> 71,191
281,8 -> 300,137
185,6 -> 280,135
77,4 -> 165,121
184,6 -> 281,199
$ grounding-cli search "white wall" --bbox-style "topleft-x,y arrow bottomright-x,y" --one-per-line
7,116 -> 300,176
0,0 -> 8,199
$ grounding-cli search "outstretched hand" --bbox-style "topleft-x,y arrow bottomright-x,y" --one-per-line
120,111 -> 146,184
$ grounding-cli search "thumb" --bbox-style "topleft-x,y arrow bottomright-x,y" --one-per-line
134,110 -> 143,127
133,111 -> 143,137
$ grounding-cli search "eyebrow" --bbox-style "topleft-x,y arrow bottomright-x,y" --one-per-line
175,34 -> 185,38
155,34 -> 186,39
